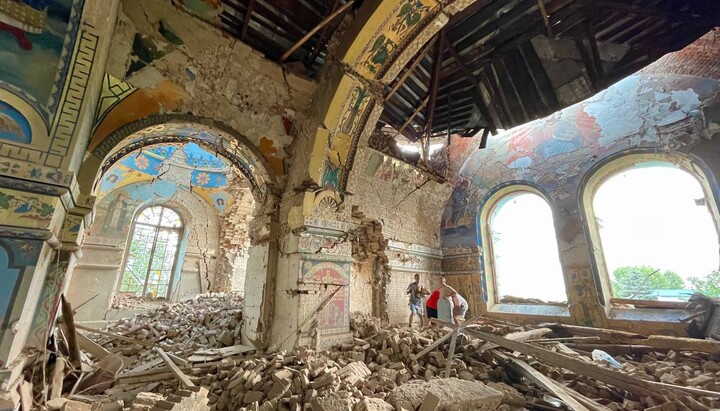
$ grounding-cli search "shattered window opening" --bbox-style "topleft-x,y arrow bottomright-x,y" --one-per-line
119,206 -> 183,300
593,163 -> 720,302
487,191 -> 567,304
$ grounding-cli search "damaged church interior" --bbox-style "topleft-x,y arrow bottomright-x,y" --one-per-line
1,0 -> 720,409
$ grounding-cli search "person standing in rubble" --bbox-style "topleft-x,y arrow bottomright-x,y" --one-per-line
437,276 -> 456,324
451,290 -> 468,324
406,273 -> 428,328
425,282 -> 441,326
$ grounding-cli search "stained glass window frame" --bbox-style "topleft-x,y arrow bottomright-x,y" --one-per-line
117,205 -> 184,300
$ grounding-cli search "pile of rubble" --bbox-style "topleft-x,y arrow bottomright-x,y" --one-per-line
99,292 -> 244,368
16,294 -> 720,411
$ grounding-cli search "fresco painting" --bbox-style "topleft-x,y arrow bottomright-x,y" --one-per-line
0,100 -> 31,143
353,0 -> 437,79
440,74 -> 720,253
0,0 -> 83,117
96,123 -> 271,198
365,152 -> 426,185
0,189 -> 56,229
0,238 -> 42,367
98,142 -> 235,216
304,262 -> 350,332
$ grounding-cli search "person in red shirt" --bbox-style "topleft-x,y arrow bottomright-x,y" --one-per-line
425,277 -> 442,323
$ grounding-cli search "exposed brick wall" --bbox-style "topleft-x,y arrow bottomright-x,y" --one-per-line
346,146 -> 452,249
217,173 -> 256,293
351,216 -> 390,321
641,28 -> 720,80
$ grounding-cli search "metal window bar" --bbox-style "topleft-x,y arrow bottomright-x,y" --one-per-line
119,206 -> 183,299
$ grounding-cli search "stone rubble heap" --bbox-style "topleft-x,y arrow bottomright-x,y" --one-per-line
23,294 -> 720,411
102,292 -> 245,369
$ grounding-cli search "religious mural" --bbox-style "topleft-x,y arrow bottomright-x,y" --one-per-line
365,152 -> 426,185
0,100 -> 31,144
302,261 -> 351,333
354,0 -> 437,78
439,73 -> 720,305
97,142 -> 235,219
0,0 -> 84,120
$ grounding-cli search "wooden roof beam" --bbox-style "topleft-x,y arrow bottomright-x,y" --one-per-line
423,31 -> 444,159
280,0 -> 355,62
443,31 -> 498,134
306,0 -> 342,66
241,0 -> 256,41
575,0 -> 704,21
385,36 -> 437,102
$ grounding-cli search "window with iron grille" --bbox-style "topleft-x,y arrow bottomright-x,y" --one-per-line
118,206 -> 183,299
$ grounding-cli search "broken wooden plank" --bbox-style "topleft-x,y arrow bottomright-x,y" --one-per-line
75,330 -> 110,360
476,327 -> 552,353
502,354 -> 592,411
538,323 -> 646,343
60,295 -> 82,369
74,323 -> 154,346
643,335 -> 720,355
156,347 -> 195,388
464,328 -> 663,398
50,358 -> 67,400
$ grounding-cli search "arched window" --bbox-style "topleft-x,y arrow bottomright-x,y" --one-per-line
119,206 -> 183,299
589,160 -> 720,301
483,189 -> 567,303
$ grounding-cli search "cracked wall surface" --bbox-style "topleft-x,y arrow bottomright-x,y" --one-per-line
98,0 -> 317,177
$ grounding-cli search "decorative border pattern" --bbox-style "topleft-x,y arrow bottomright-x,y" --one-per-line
48,29 -> 99,167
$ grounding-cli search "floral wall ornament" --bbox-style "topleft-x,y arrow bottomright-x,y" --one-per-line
363,35 -> 397,75
391,0 -> 432,36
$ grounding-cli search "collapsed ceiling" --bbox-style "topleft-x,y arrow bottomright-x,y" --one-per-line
380,0 -> 720,146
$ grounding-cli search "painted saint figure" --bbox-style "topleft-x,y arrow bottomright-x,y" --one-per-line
0,0 -> 51,50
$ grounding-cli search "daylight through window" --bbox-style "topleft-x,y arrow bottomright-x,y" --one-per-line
488,191 -> 567,303
119,206 -> 183,299
593,163 -> 720,301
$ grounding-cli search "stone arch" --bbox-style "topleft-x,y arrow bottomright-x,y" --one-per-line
310,0 -> 481,193
80,114 -> 279,204
75,115 -> 279,346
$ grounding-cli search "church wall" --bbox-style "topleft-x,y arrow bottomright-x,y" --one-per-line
68,181 -> 221,323
84,0 -> 317,190
438,29 -> 720,334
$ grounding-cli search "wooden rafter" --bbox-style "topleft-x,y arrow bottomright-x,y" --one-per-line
423,31 -> 444,159
393,96 -> 430,139
280,0 -> 355,62
385,36 -> 438,102
306,0 -> 343,65
576,0 -> 703,20
443,32 -> 498,134
241,0 -> 256,41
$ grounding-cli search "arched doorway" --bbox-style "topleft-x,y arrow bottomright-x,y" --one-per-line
68,119 -> 276,347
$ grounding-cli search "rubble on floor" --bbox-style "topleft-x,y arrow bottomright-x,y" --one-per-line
13,294 -> 720,411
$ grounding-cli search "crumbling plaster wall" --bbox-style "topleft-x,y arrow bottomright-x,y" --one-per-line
69,182 -> 220,323
345,141 -> 451,324
108,0 -> 317,176
217,175 -> 256,293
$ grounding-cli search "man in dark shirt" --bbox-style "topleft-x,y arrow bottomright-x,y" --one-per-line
406,274 -> 427,328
